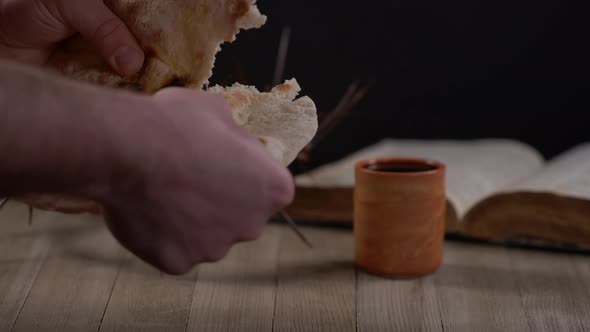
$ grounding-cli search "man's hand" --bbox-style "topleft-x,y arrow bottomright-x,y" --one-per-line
0,0 -> 144,76
97,89 -> 294,274
0,61 -> 294,275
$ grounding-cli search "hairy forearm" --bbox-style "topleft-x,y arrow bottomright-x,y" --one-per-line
0,60 -> 143,198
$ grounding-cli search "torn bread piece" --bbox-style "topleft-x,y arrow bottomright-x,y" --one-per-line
47,0 -> 266,93
208,79 -> 318,166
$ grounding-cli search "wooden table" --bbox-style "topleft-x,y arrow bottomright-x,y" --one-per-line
1,202 -> 589,332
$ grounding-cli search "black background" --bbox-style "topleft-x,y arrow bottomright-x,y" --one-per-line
212,0 -> 590,171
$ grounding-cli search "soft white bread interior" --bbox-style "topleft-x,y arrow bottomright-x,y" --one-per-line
209,79 -> 318,166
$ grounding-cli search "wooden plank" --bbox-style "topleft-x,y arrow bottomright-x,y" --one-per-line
357,271 -> 442,332
98,253 -> 197,332
11,214 -> 125,332
571,254 -> 590,329
4,200 -> 590,332
273,225 -> 355,332
0,258 -> 45,332
0,203 -> 53,332
186,224 -> 281,332
510,248 -> 590,332
435,241 -> 530,332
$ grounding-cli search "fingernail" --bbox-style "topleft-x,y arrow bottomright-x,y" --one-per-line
111,46 -> 144,77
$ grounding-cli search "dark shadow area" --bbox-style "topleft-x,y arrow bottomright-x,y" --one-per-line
212,0 -> 590,172
434,262 -> 581,295
446,233 -> 590,255
271,220 -> 590,256
61,249 -> 126,270
0,222 -> 100,242
197,260 -> 355,286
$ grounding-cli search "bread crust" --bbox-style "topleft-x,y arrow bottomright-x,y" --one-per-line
47,0 -> 266,93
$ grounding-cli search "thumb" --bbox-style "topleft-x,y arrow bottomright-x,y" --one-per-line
60,0 -> 145,77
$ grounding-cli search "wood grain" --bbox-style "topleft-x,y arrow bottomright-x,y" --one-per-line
509,248 -> 590,331
572,253 -> 590,299
186,224 -> 282,332
10,213 -> 124,332
2,205 -> 590,332
98,253 -> 197,332
273,225 -> 355,332
357,272 -> 442,332
435,242 -> 530,332
0,203 -> 53,332
571,253 -> 590,329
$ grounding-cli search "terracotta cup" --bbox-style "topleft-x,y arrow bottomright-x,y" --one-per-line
354,158 -> 446,277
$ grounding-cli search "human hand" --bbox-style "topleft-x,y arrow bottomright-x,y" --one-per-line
0,0 -> 144,76
93,88 -> 294,274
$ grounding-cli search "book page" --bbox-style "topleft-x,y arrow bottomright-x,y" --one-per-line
295,139 -> 544,219
507,143 -> 590,199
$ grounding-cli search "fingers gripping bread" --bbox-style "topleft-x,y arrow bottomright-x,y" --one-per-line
19,0 -> 318,214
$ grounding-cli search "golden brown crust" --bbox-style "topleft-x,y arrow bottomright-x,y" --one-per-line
47,0 -> 266,93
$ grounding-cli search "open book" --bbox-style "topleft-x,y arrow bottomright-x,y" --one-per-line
289,139 -> 590,250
